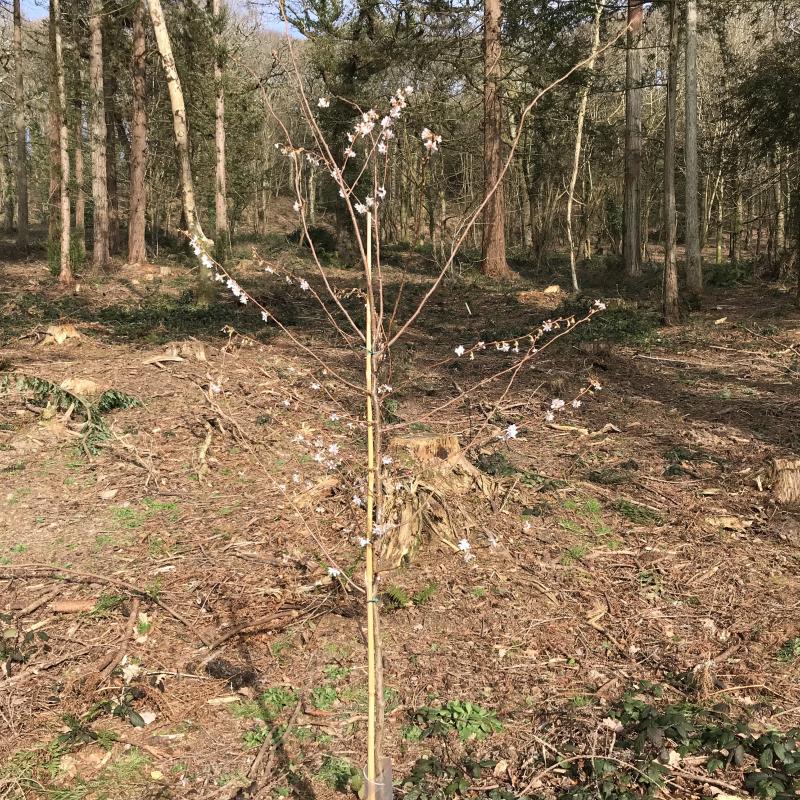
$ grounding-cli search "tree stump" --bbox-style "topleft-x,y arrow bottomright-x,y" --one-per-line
377,434 -> 495,570
771,458 -> 800,505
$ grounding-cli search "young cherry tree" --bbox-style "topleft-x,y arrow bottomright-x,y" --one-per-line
189,43 -> 617,798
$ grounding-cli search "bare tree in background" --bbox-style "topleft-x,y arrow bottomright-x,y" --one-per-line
685,0 -> 702,300
662,0 -> 679,324
147,0 -> 214,300
128,0 -> 148,265
481,0 -> 510,278
566,0 -> 603,292
51,0 -> 73,286
13,0 -> 28,249
623,0 -> 643,277
210,0 -> 230,260
89,0 -> 109,268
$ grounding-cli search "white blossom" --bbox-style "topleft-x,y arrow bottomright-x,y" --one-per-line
503,424 -> 519,440
550,398 -> 565,410
377,186 -> 387,200
454,345 -> 465,357
317,97 -> 330,108
209,382 -> 222,395
593,300 -> 607,311
311,382 -> 321,390
344,146 -> 356,158
300,279 -> 310,292
327,566 -> 341,577
544,411 -> 555,422
329,443 -> 339,455
329,413 -> 339,421
458,538 -> 471,552
571,399 -> 582,409
352,495 -> 364,508
381,455 -> 393,466
261,310 -> 270,323
293,200 -> 301,212
354,202 -> 368,215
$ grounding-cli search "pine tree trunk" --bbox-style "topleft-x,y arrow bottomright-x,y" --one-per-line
52,0 -> 73,287
684,0 -> 702,299
210,0 -> 229,260
662,0 -> 679,324
128,0 -> 148,265
623,0 -> 643,277
481,0 -> 510,278
567,0 -> 602,293
105,70 -> 120,255
89,0 -> 109,268
147,0 -> 213,301
13,0 -> 28,249
71,0 -> 85,260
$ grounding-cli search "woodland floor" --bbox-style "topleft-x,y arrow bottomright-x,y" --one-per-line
1,225 -> 800,800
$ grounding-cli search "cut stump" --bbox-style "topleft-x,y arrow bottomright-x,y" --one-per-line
771,458 -> 800,505
378,434 -> 496,570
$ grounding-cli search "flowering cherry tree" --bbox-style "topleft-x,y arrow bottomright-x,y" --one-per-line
187,39 -> 618,798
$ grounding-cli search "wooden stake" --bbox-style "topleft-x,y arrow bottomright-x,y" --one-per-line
365,211 -> 377,800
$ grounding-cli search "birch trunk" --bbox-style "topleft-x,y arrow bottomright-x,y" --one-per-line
128,0 -> 147,265
146,0 -> 213,299
684,0 -> 702,299
662,0 -> 679,324
13,0 -> 28,249
89,0 -> 109,268
566,0 -> 602,292
52,0 -> 72,286
481,0 -> 510,278
623,0 -> 643,277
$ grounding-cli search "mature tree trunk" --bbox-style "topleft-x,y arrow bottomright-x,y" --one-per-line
52,0 -> 73,287
210,0 -> 230,260
566,0 -> 602,292
48,12 -> 60,247
662,0 -> 679,324
13,0 -> 28,249
684,0 -> 702,300
128,0 -> 148,265
105,69 -> 120,254
776,150 -> 786,253
716,181 -> 724,264
481,0 -> 510,278
89,0 -> 109,268
623,0 -> 643,277
71,1 -> 85,260
147,0 -> 214,300
0,131 -> 14,232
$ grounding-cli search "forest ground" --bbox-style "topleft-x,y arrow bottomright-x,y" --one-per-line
1,223 -> 799,800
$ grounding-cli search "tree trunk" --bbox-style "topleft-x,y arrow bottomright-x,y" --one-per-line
716,181 -> 724,265
147,0 -> 213,300
48,12 -> 60,248
0,131 -> 14,232
52,0 -> 73,287
210,0 -> 229,261
775,149 -> 785,254
481,0 -> 510,278
13,0 -> 28,249
566,0 -> 602,293
684,0 -> 702,300
89,0 -> 109,268
128,0 -> 147,265
662,0 -> 679,324
623,0 -> 643,277
105,70 -> 120,255
71,0 -> 85,260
